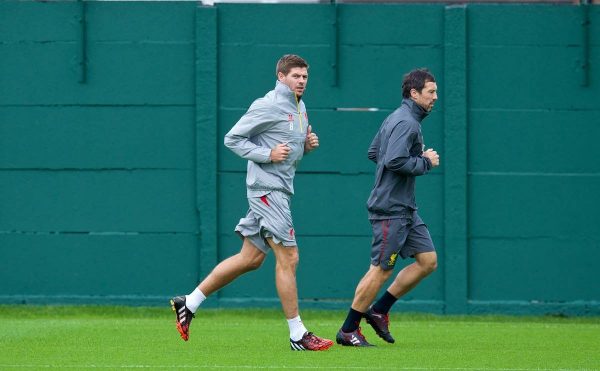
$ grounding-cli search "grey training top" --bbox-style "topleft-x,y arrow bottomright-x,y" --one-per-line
224,81 -> 309,198
366,98 -> 433,219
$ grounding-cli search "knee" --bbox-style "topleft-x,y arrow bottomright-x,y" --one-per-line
246,254 -> 265,271
287,251 -> 300,270
369,265 -> 394,283
417,254 -> 438,275
277,250 -> 299,271
379,266 -> 395,281
238,249 -> 265,272
427,259 -> 438,274
240,238 -> 266,271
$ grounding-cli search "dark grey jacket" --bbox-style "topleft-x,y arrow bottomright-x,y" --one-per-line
366,98 -> 432,219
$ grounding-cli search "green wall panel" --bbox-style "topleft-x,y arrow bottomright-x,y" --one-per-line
469,110 -> 600,173
468,5 -> 587,46
0,170 -> 197,232
469,174 -> 600,238
0,43 -> 194,105
86,2 -> 196,41
0,107 -> 194,169
463,3 -> 599,314
469,238 -> 599,301
0,2 -> 196,43
339,5 -> 444,45
594,6 -> 600,37
217,4 -> 331,45
0,234 -> 197,298
0,2 -> 79,42
469,46 -> 599,110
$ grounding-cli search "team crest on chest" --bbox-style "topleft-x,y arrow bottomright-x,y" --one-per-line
288,113 -> 294,130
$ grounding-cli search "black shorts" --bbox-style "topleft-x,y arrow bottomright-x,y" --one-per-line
370,211 -> 435,270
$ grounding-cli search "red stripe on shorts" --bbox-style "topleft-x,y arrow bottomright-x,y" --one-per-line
379,219 -> 389,265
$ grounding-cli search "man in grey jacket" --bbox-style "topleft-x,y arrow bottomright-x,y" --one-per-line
171,54 -> 333,351
337,69 -> 440,347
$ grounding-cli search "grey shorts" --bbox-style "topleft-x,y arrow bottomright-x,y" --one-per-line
234,191 -> 297,254
370,211 -> 435,270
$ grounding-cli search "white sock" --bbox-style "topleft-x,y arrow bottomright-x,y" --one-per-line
287,315 -> 308,341
185,288 -> 206,313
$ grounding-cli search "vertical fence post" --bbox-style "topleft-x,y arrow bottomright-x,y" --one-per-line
443,4 -> 468,314
580,0 -> 590,87
330,0 -> 339,87
77,0 -> 87,84
196,5 -> 218,290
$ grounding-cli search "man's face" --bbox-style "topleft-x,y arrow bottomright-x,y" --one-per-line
278,67 -> 308,98
411,81 -> 438,112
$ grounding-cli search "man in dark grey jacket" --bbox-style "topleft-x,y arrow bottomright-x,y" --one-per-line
337,69 -> 440,347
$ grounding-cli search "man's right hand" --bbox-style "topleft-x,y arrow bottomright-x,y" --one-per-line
423,148 -> 440,167
270,143 -> 290,163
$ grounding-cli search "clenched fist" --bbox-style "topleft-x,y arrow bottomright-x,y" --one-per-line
271,143 -> 290,163
423,148 -> 440,167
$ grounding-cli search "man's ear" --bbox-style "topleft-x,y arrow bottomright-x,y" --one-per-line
277,72 -> 285,81
410,88 -> 418,99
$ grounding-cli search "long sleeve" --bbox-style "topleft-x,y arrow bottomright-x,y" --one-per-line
383,124 -> 431,176
224,104 -> 274,163
367,130 -> 381,163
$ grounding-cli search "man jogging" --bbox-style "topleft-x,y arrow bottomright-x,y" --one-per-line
337,68 -> 440,347
171,54 -> 333,351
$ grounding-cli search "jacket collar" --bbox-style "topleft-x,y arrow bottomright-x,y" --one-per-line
275,80 -> 301,103
402,98 -> 429,122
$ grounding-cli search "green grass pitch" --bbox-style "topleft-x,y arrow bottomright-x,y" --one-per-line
0,306 -> 598,370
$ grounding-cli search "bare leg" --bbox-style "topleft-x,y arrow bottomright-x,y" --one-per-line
387,251 -> 437,298
268,238 -> 300,319
198,238 -> 266,296
350,265 -> 394,312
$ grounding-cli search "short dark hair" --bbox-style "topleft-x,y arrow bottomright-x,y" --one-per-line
276,54 -> 309,76
402,68 -> 436,98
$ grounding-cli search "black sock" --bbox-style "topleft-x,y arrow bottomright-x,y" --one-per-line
372,290 -> 398,315
341,308 -> 363,333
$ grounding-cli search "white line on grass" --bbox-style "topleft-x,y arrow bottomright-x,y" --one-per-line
0,365 -> 596,371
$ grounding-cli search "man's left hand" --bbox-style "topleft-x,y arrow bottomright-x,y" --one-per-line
304,125 -> 319,153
